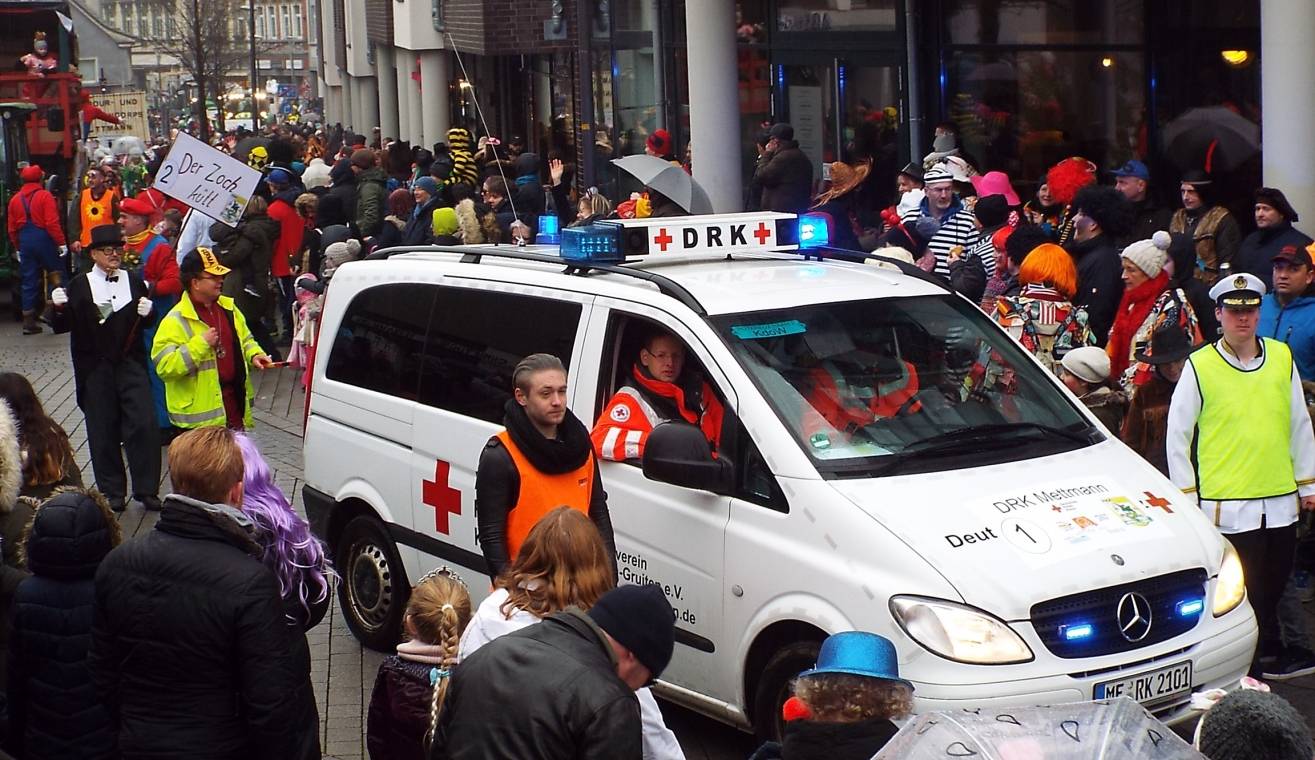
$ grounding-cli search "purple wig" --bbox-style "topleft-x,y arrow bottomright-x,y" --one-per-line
235,433 -> 335,623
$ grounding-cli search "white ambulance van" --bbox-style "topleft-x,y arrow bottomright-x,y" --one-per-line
302,211 -> 1255,738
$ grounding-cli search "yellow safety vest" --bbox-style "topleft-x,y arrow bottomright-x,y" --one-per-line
1190,338 -> 1296,500
150,295 -> 262,429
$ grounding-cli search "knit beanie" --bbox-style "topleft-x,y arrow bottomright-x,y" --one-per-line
322,239 -> 362,280
1197,689 -> 1313,760
1121,230 -> 1172,277
432,206 -> 459,237
586,584 -> 675,679
1060,346 -> 1111,384
413,176 -> 440,197
1255,187 -> 1299,224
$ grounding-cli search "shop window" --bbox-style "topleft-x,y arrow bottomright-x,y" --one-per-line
944,50 -> 1145,188
612,0 -> 657,33
777,0 -> 896,33
944,0 -> 1142,45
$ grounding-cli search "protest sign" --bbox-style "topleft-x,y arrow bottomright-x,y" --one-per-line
153,132 -> 262,227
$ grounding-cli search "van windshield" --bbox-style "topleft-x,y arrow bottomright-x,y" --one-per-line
712,295 -> 1098,477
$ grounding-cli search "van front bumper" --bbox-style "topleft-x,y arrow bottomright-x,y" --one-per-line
906,611 -> 1256,725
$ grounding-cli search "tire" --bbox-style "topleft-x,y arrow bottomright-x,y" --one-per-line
335,514 -> 409,651
752,639 -> 822,743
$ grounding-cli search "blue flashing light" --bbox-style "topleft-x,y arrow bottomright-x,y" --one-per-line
798,213 -> 830,249
1176,598 -> 1205,618
559,224 -> 622,263
535,215 -> 561,246
1060,623 -> 1094,641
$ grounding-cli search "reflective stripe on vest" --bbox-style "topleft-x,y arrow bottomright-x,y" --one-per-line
495,430 -> 595,562
1191,338 -> 1296,500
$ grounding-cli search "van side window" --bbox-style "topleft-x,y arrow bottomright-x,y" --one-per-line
325,283 -> 434,399
416,288 -> 582,423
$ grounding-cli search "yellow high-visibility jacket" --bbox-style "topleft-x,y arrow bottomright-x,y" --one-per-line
151,294 -> 262,429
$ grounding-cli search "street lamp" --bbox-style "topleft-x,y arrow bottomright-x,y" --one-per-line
239,3 -> 260,131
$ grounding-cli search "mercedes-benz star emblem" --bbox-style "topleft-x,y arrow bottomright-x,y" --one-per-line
1117,592 -> 1153,642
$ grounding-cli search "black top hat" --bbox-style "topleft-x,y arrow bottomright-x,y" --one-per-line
87,224 -> 124,249
1135,323 -> 1203,365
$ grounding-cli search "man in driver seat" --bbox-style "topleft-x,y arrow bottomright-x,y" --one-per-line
592,330 -> 725,461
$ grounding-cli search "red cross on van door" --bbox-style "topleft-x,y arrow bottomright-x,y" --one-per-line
422,460 -> 462,534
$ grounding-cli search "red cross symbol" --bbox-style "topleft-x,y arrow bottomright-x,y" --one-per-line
653,228 -> 674,252
753,222 -> 772,245
1052,505 -> 1064,513
1143,491 -> 1174,514
422,460 -> 462,534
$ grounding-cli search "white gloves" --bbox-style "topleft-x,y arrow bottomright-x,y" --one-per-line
57,245 -> 68,257
50,288 -> 68,307
137,297 -> 151,317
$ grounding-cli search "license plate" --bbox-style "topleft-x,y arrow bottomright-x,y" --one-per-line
1094,661 -> 1192,703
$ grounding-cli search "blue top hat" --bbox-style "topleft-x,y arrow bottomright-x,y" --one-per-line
798,631 -> 914,690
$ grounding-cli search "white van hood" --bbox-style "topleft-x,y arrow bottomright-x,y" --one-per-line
827,440 -> 1223,620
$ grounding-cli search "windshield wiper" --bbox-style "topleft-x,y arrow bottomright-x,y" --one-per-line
903,421 -> 1093,454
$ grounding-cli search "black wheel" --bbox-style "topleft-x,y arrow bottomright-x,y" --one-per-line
752,640 -> 822,743
335,514 -> 409,651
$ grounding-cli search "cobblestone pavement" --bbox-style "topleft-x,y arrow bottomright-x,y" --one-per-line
5,315 -> 1315,757
0,318 -> 754,760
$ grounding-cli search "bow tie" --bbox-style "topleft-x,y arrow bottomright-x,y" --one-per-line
105,275 -> 118,282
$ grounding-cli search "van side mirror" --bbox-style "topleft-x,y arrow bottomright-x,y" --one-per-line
641,422 -> 734,495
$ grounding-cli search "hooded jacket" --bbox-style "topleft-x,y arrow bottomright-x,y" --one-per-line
1235,222 -> 1314,291
754,139 -> 814,215
88,493 -> 320,760
315,163 -> 357,229
1260,292 -> 1315,381
267,186 -> 306,278
212,211 -> 279,316
475,400 -> 614,579
354,166 -> 389,238
1066,233 -> 1125,346
7,489 -> 119,760
429,610 -> 641,760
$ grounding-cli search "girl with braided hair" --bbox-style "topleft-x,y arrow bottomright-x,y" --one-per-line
367,568 -> 472,760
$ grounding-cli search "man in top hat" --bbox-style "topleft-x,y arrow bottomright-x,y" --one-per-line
152,248 -> 273,431
1171,170 -> 1241,287
1111,159 -> 1172,247
6,164 -> 67,334
753,123 -> 813,216
1167,272 -> 1315,675
49,225 -> 160,512
1235,187 -> 1313,290
119,196 -> 180,432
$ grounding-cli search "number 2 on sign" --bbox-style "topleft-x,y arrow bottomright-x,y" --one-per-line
1001,517 -> 1052,554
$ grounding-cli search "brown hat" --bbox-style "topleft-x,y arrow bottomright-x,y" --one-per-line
350,148 -> 376,169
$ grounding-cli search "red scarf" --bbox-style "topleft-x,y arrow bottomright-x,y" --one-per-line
1106,270 -> 1169,379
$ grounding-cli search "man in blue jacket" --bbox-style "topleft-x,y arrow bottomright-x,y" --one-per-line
1258,241 -> 1315,681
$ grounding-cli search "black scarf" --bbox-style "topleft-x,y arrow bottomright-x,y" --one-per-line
502,399 -> 592,474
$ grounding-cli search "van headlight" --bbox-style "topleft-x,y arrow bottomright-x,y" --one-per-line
889,596 -> 1033,664
1213,540 -> 1246,617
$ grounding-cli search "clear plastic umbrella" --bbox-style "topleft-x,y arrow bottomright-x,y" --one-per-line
610,154 -> 713,214
874,697 -> 1204,760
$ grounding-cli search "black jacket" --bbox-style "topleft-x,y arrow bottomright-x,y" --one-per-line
211,213 -> 279,318
429,611 -> 641,760
1123,198 -> 1174,250
1234,222 -> 1314,291
402,198 -> 446,247
316,175 -> 357,230
367,656 -> 433,760
754,141 -> 814,215
88,494 -> 319,760
7,490 -> 117,760
474,402 -> 614,579
1067,234 -> 1125,346
750,718 -> 901,760
50,269 -> 154,405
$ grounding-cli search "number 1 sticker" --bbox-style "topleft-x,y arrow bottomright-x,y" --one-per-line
1001,517 -> 1052,554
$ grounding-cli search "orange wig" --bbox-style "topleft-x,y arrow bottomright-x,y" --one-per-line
1018,243 -> 1078,299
